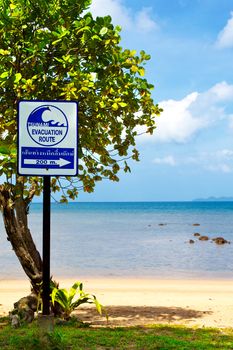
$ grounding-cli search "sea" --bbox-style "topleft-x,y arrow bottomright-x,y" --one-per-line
1,201 -> 233,280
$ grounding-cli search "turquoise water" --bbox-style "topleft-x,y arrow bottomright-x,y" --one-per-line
1,201 -> 233,279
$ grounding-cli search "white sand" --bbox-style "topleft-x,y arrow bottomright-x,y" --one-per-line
1,278 -> 233,328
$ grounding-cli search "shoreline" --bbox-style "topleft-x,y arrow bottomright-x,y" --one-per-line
1,277 -> 233,328
0,273 -> 233,283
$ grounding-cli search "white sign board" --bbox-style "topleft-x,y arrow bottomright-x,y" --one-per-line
17,100 -> 78,176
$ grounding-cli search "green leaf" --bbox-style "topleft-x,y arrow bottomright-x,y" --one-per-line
0,146 -> 11,155
93,296 -> 102,315
14,73 -> 22,83
76,26 -> 91,35
112,102 -> 118,111
51,288 -> 58,305
119,102 -> 127,107
52,38 -> 62,45
91,34 -> 101,41
100,27 -> 108,36
69,282 -> 82,302
0,49 -> 10,55
138,67 -> 145,76
0,72 -> 9,79
131,65 -> 138,73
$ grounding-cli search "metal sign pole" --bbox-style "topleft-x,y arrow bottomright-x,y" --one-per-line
42,175 -> 51,315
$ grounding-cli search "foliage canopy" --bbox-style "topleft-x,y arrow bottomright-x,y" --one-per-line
0,0 -> 161,201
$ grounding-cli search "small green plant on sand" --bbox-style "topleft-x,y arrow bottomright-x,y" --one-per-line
51,281 -> 107,321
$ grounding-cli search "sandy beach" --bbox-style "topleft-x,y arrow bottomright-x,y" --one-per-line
0,277 -> 233,328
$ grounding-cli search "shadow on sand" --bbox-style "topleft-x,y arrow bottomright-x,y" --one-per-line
77,305 -> 212,327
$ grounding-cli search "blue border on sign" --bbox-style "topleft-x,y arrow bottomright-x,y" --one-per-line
17,100 -> 79,176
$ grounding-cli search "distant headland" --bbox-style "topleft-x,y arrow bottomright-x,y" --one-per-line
193,196 -> 233,202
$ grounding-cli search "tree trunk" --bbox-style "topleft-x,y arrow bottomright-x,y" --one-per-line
0,186 -> 42,294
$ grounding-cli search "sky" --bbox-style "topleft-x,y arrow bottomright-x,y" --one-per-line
75,0 -> 233,202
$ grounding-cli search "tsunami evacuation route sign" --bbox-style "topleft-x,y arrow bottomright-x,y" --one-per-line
17,100 -> 78,176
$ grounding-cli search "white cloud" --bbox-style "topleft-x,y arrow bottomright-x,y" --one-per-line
206,81 -> 233,101
173,149 -> 233,174
151,148 -> 233,173
153,155 -> 176,166
216,12 -> 233,49
138,81 -> 233,144
202,149 -> 233,173
89,0 -> 158,32
89,0 -> 132,30
205,163 -> 232,173
215,149 -> 233,158
155,92 -> 203,143
136,8 -> 158,33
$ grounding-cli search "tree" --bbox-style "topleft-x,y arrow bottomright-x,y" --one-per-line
0,0 -> 161,293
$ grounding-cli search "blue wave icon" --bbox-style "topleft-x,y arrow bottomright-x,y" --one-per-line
27,106 -> 65,127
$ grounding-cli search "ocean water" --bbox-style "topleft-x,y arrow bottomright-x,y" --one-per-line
1,201 -> 233,279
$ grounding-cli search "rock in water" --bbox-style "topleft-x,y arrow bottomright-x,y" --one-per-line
198,236 -> 209,241
212,237 -> 230,245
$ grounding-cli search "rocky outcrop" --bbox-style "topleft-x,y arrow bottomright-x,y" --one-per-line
198,236 -> 209,241
212,237 -> 230,245
187,234 -> 230,245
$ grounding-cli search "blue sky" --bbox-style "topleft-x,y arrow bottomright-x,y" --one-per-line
77,0 -> 233,201
76,0 -> 233,202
